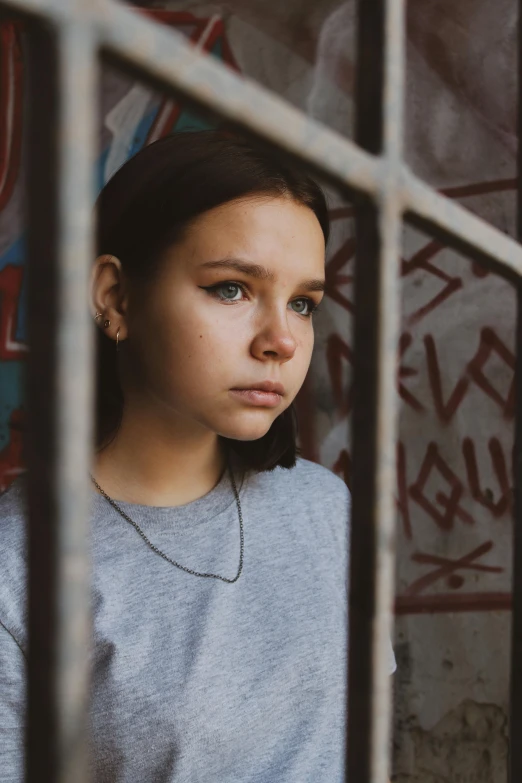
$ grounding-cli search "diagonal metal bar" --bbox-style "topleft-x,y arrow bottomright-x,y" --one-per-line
93,1 -> 522,283
348,0 -> 404,781
3,0 -> 522,280
24,17 -> 96,783
403,167 -> 522,282
96,1 -> 383,200
0,0 -> 382,201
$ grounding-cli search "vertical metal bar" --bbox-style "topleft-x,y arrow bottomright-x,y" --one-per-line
25,17 -> 97,783
510,3 -> 522,780
347,1 -> 405,781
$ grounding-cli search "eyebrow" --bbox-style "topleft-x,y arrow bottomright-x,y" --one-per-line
199,258 -> 325,293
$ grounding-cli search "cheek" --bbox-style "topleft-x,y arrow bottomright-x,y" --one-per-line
159,303 -> 238,379
143,290 -> 315,394
294,324 -> 314,362
297,344 -> 314,383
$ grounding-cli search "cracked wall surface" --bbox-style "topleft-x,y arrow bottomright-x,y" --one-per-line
393,699 -> 508,783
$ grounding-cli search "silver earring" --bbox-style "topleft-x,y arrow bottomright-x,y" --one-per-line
116,328 -> 120,352
94,312 -> 103,321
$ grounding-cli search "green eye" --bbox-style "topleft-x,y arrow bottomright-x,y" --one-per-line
290,298 -> 312,315
200,282 -> 246,302
219,284 -> 242,300
201,283 -> 320,317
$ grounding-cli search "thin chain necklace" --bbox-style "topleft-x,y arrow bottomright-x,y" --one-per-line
89,458 -> 244,584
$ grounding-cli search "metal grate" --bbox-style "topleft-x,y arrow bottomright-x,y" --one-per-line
0,0 -> 520,781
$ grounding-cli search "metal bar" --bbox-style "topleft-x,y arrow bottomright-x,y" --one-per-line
94,2 -> 522,281
403,167 -> 522,282
3,0 -> 522,279
101,0 -> 522,282
2,2 -> 519,783
509,1 -> 522,778
0,0 -> 382,202
348,1 -> 404,781
24,17 -> 97,783
96,1 -> 382,201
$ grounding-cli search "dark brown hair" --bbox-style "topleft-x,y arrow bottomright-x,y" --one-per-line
95,129 -> 329,472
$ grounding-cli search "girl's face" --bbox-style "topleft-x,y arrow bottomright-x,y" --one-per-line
123,195 -> 326,442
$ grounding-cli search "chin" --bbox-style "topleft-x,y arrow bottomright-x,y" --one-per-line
214,410 -> 279,442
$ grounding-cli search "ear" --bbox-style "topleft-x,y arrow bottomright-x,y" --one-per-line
90,254 -> 129,342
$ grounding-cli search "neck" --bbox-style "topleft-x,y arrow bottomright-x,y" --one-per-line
92,401 -> 226,507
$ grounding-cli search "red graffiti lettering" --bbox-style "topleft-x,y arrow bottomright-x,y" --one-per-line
425,328 -> 515,423
406,540 -> 502,595
324,236 -> 355,314
0,408 -> 25,492
409,442 -> 474,530
467,327 -> 515,418
326,333 -> 353,417
398,332 -> 425,412
462,437 -> 512,518
397,441 -> 413,540
0,21 -> 24,212
402,239 -> 463,326
0,264 -> 26,360
425,334 -> 469,422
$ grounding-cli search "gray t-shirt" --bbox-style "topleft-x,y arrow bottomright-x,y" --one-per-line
0,457 -> 395,782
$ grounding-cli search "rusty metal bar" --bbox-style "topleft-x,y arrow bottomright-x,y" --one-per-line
348,1 -> 404,781
510,2 -> 522,779
24,16 -> 97,783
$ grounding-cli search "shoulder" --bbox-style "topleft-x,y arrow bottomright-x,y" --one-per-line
291,457 -> 350,499
245,458 -> 350,550
0,477 -> 28,648
251,457 -> 350,509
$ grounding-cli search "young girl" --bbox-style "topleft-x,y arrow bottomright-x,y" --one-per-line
0,130 -> 395,781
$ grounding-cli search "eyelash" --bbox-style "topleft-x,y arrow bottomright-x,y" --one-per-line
200,282 -> 321,318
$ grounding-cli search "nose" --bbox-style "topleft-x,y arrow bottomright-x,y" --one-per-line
250,306 -> 297,363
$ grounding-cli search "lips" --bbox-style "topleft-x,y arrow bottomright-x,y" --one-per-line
232,381 -> 285,395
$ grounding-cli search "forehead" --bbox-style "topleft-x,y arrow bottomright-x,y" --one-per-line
182,196 -> 326,273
